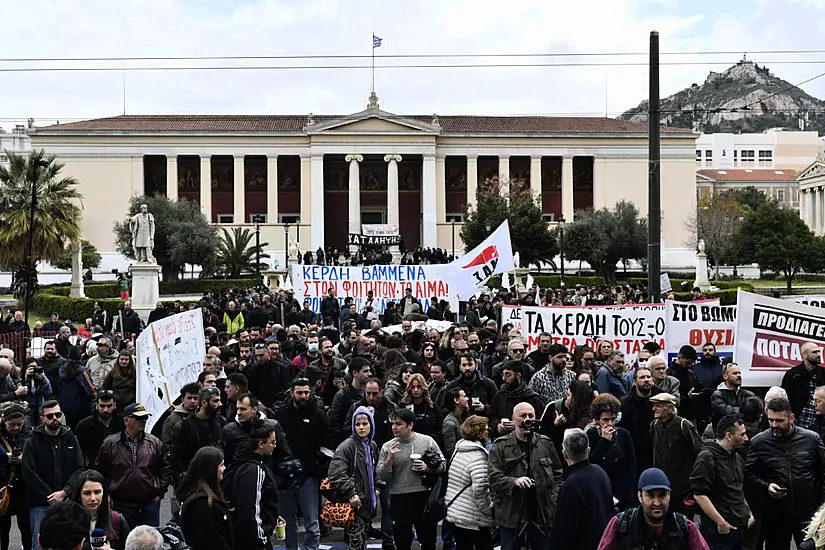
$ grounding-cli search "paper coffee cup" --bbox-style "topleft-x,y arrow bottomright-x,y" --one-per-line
409,453 -> 422,461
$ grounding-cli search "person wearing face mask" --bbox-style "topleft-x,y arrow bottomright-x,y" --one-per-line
291,333 -> 320,372
171,387 -> 225,480
87,337 -> 118,389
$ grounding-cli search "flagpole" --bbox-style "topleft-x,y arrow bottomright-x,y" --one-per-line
371,32 -> 375,93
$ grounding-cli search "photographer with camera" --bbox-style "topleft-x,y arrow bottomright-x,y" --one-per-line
488,402 -> 563,550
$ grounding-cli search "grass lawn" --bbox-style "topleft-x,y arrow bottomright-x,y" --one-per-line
743,279 -> 825,288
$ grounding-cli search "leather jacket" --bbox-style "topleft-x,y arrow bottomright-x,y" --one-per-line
745,424 -> 825,518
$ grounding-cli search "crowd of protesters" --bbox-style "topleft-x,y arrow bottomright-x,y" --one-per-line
296,246 -> 455,267
5,281 -> 825,550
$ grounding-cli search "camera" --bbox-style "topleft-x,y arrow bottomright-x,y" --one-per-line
521,418 -> 543,432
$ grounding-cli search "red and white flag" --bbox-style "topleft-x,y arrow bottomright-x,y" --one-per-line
442,220 -> 514,300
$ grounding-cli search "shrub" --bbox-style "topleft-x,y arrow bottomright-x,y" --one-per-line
34,291 -> 123,321
672,289 -> 739,305
158,278 -> 256,295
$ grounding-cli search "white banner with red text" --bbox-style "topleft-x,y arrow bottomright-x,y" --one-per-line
664,300 -> 735,363
734,290 -> 825,387
290,264 -> 458,317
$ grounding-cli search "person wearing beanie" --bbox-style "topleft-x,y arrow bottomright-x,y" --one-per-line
329,406 -> 379,550
328,357 -> 372,446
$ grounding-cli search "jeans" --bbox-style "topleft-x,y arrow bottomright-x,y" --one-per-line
701,527 -> 743,550
441,519 -> 455,550
453,526 -> 493,550
1,486 -> 31,550
28,506 -> 49,550
279,477 -> 320,550
379,485 -> 393,545
112,498 -> 161,528
499,524 -> 550,550
763,512 -> 807,550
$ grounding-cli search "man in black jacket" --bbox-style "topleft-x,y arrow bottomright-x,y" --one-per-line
146,301 -> 168,325
781,341 -> 825,430
490,361 -> 546,437
227,422 -> 279,550
666,345 -> 703,422
247,344 -> 292,408
746,396 -> 825,548
320,288 -> 340,329
37,341 -> 66,397
246,301 -> 269,330
171,386 -> 225,478
619,366 -> 662,478
21,401 -> 84,549
710,363 -> 755,429
440,354 -> 497,415
222,393 -> 291,471
328,357 -> 371,446
114,301 -> 142,336
273,379 -> 331,550
74,390 -> 123,466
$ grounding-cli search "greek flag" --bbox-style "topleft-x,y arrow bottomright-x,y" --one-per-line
373,34 -> 382,48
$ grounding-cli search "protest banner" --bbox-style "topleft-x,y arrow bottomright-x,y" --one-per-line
786,295 -> 825,308
501,305 -> 522,331
665,300 -> 735,363
520,304 -> 666,363
735,290 -> 825,387
136,309 -> 205,432
440,220 -> 514,300
291,264 -> 458,316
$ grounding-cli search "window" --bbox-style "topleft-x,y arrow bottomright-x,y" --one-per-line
278,214 -> 300,224
734,150 -> 738,159
776,189 -> 785,202
705,150 -> 712,160
696,150 -> 702,160
542,213 -> 556,222
250,214 -> 267,224
741,150 -> 755,159
217,214 -> 234,224
445,214 -> 464,222
759,150 -> 773,163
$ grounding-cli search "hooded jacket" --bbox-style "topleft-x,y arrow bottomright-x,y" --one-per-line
222,411 -> 291,472
227,449 -> 278,550
329,406 -> 379,519
690,440 -> 750,531
87,350 -> 119,389
329,383 -> 366,446
344,397 -> 396,449
441,372 -> 498,416
488,381 -> 546,437
171,410 -> 226,477
161,404 -> 192,446
445,439 -> 494,529
21,424 -> 84,506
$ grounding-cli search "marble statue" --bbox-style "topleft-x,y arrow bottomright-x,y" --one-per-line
698,239 -> 706,254
130,204 -> 156,263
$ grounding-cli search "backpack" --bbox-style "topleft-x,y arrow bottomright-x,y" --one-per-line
616,508 -> 689,549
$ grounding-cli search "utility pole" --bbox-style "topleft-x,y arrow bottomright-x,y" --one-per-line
648,30 -> 662,303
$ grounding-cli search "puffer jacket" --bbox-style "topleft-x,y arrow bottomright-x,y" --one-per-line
328,406 -> 379,519
746,424 -> 825,519
446,439 -> 494,530
87,351 -> 119,389
488,431 -> 563,529
710,383 -> 755,427
223,310 -> 244,335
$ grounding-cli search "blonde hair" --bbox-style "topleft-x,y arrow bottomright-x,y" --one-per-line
401,373 -> 433,408
805,503 -> 825,548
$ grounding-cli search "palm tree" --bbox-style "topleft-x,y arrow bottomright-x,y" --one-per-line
0,151 -> 83,292
215,227 -> 269,278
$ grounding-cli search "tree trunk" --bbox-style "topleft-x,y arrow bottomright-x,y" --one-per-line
785,270 -> 793,295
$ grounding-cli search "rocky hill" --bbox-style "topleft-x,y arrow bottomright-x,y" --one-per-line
619,59 -> 825,133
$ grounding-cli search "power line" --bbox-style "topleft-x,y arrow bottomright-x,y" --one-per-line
3,49 -> 825,63
5,59 -> 825,74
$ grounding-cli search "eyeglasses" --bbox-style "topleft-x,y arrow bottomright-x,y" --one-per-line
43,412 -> 63,420
511,349 -> 525,354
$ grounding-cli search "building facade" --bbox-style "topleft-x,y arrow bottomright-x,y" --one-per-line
695,129 -> 822,171
29,96 -> 698,271
0,124 -> 32,166
798,158 -> 825,236
697,169 -> 800,210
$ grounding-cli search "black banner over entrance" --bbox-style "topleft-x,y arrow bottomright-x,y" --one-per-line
348,233 -> 402,246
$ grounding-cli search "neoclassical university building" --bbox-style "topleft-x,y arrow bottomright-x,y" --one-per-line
30,94 -> 698,270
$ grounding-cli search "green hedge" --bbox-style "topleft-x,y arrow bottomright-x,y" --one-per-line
158,278 -> 256,295
34,291 -> 123,321
672,288 -> 739,305
489,274 -> 752,294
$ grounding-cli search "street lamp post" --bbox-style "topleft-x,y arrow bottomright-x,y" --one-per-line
558,217 -> 566,287
24,156 -> 49,333
283,222 -> 289,269
252,215 -> 265,291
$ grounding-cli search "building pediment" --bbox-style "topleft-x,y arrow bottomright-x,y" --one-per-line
306,109 -> 441,136
797,159 -> 825,181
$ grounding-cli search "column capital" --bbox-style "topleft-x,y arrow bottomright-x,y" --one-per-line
233,154 -> 245,161
345,154 -> 364,163
267,154 -> 279,160
166,154 -> 177,161
384,154 -> 402,163
466,154 -> 478,161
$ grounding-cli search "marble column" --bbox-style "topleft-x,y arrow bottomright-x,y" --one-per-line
200,156 -> 212,221
466,156 -> 478,209
529,156 -> 542,201
820,187 -> 825,236
346,154 -> 363,252
266,155 -> 278,224
234,155 -> 245,224
385,154 -> 402,259
310,155 -> 325,251
498,156 -> 510,200
812,189 -> 818,235
562,156 -> 574,222
166,156 -> 178,202
422,155 -> 437,248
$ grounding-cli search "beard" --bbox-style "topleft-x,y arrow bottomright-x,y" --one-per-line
99,411 -> 112,420
295,397 -> 309,409
205,406 -> 218,419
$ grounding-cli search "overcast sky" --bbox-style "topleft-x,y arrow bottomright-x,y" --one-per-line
2,0 -> 825,129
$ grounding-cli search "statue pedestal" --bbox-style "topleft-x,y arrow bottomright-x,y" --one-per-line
390,246 -> 401,264
69,242 -> 85,298
130,263 -> 161,323
694,252 -> 712,292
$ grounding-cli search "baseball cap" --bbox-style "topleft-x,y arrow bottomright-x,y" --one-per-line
124,403 -> 151,417
638,468 -> 671,492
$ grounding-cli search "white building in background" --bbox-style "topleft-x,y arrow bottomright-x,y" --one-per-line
695,129 -> 822,171
0,123 -> 32,165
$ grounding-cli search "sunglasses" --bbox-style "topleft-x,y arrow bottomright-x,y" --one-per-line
43,412 -> 63,420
